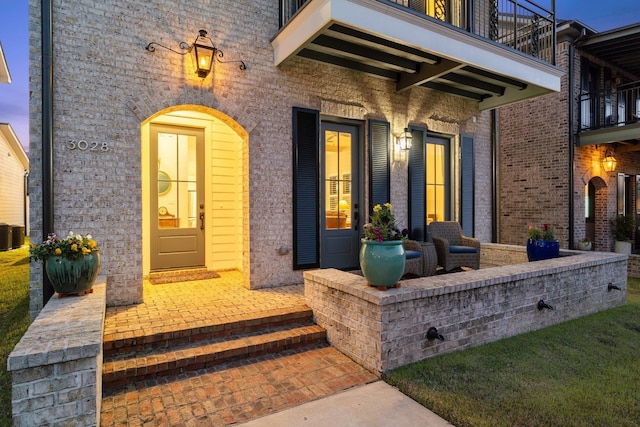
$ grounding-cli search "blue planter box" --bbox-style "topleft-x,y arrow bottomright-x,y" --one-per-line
526,239 -> 559,262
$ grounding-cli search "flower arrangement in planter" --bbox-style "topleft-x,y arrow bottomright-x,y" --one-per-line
31,232 -> 101,296
526,224 -> 559,261
30,232 -> 100,261
363,203 -> 407,241
360,203 -> 407,289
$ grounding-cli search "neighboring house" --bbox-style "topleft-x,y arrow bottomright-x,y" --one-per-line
28,0 -> 562,317
498,21 -> 640,251
0,42 -> 29,245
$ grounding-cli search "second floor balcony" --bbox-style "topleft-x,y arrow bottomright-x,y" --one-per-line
578,81 -> 640,147
272,0 -> 563,110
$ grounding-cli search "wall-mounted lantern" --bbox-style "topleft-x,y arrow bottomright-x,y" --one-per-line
393,127 -> 413,162
396,128 -> 413,152
602,148 -> 617,172
146,29 -> 246,79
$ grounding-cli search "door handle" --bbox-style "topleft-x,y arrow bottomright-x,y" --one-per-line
353,211 -> 359,230
199,212 -> 205,230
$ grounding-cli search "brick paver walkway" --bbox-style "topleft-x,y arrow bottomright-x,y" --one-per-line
100,271 -> 378,426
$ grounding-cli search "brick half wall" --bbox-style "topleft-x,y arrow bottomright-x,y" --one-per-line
8,279 -> 106,426
305,248 -> 627,375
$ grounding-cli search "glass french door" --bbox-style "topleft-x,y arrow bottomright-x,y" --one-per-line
150,124 -> 205,270
320,122 -> 359,269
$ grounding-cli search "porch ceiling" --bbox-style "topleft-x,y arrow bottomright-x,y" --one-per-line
576,23 -> 640,78
271,0 -> 563,111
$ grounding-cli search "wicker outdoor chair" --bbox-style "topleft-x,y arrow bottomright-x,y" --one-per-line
403,240 -> 423,276
430,221 -> 480,272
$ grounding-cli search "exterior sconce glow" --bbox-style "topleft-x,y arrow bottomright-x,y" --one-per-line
396,128 -> 413,152
145,29 -> 246,79
393,128 -> 413,162
602,148 -> 617,172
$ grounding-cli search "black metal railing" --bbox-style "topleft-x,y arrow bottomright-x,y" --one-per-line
279,0 -> 556,65
580,81 -> 640,131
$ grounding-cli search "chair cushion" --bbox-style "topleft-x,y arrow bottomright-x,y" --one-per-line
405,250 -> 421,259
449,245 -> 477,254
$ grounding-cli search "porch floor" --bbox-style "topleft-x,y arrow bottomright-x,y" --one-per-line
100,271 -> 378,426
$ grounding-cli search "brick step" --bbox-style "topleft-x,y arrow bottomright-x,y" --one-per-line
147,268 -> 220,284
103,305 -> 314,357
102,324 -> 327,389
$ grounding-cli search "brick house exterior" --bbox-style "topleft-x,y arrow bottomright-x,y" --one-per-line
498,21 -> 640,252
28,0 -> 562,317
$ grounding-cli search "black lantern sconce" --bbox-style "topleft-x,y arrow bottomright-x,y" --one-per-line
146,30 -> 246,79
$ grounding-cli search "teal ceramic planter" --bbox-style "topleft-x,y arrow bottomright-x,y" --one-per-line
45,252 -> 101,295
359,239 -> 405,287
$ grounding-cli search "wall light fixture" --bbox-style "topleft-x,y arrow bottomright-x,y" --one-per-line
146,30 -> 246,79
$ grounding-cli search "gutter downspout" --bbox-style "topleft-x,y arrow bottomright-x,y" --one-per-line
42,0 -> 54,303
568,40 -> 576,250
491,109 -> 498,243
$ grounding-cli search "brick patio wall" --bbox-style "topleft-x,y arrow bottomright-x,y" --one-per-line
305,247 -> 627,375
627,254 -> 640,278
7,279 -> 106,427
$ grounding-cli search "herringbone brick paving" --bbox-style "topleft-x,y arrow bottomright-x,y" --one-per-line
100,271 -> 378,426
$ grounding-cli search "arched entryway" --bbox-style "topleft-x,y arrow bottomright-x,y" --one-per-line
586,176 -> 608,251
140,105 -> 248,280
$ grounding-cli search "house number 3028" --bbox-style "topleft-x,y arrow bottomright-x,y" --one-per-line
65,140 -> 110,152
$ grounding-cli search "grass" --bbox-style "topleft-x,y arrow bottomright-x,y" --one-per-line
0,241 -> 30,425
385,278 -> 640,427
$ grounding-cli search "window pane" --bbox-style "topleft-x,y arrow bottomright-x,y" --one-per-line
325,130 -> 351,229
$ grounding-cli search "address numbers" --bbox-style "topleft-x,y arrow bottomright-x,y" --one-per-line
66,140 -> 110,152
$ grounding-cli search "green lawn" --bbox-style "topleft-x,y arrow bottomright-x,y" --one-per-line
386,278 -> 640,427
0,242 -> 30,425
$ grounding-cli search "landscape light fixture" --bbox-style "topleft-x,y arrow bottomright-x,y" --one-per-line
602,148 -> 617,172
145,29 -> 246,79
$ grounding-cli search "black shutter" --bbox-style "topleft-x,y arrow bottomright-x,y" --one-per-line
292,107 -> 320,269
408,128 -> 426,241
369,120 -> 390,213
460,135 -> 475,237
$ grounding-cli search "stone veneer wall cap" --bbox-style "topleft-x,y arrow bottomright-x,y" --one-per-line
305,251 -> 626,305
7,278 -> 106,371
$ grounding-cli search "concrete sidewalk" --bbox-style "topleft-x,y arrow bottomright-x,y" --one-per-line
238,381 -> 455,427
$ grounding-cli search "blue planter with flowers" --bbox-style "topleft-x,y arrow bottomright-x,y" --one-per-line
526,239 -> 559,262
526,224 -> 559,262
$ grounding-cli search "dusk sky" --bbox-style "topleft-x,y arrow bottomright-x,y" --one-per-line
0,1 -> 639,153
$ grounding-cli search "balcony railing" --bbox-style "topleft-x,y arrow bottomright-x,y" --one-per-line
279,0 -> 556,65
580,81 -> 640,131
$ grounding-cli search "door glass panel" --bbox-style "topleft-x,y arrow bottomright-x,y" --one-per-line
426,142 -> 446,224
325,130 -> 352,230
157,132 -> 198,229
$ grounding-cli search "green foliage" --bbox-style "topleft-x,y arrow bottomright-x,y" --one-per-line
527,224 -> 555,241
612,215 -> 635,241
0,241 -> 30,424
385,278 -> 640,427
